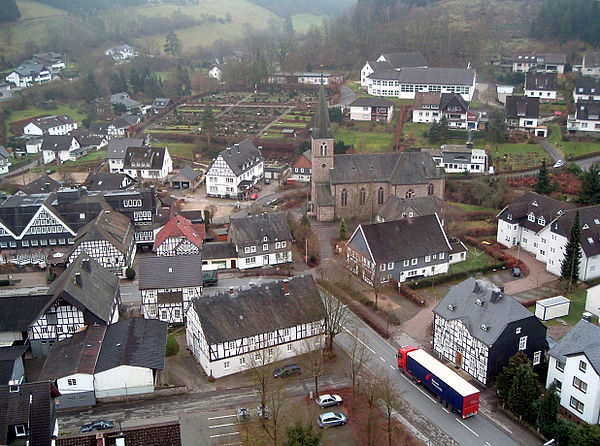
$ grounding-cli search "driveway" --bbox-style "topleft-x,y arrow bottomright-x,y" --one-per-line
338,85 -> 356,108
502,247 -> 558,297
539,137 -> 561,162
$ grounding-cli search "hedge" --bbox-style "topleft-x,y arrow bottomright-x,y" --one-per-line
406,262 -> 506,289
398,282 -> 426,306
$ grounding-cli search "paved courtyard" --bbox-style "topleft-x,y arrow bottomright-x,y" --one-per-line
502,247 -> 558,296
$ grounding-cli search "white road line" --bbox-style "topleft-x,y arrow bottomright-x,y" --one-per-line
210,432 -> 239,439
442,407 -> 450,413
389,365 -> 395,370
342,327 -> 376,354
207,414 -> 237,420
221,443 -> 242,446
485,442 -> 492,446
209,423 -> 237,429
456,419 -> 480,437
399,373 -> 436,403
380,356 -> 386,363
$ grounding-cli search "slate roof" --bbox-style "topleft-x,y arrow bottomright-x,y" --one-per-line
38,324 -> 107,380
29,115 -> 76,132
109,92 -> 141,110
553,205 -> 600,257
86,172 -> 136,191
18,175 -> 60,195
229,212 -> 291,246
497,191 -> 575,232
349,97 -> 394,108
574,78 -> 600,95
12,63 -> 47,78
356,214 -> 450,263
95,318 -> 167,373
369,67 -> 476,86
0,145 -> 9,159
574,100 -> 600,121
138,254 -> 203,290
124,146 -> 168,171
380,52 -> 428,68
312,86 -> 334,139
0,345 -> 28,385
0,294 -> 52,332
0,382 -> 57,446
434,277 -> 541,346
0,193 -> 55,235
548,319 -> 600,374
376,195 -> 443,222
202,242 -> 237,260
329,152 -> 443,185
213,139 -> 263,177
41,135 -> 74,152
505,96 -> 540,119
154,214 -> 205,251
315,183 -> 335,206
105,137 -> 145,160
414,92 -> 441,108
47,253 -> 120,324
72,206 -> 134,256
584,51 -> 600,68
169,165 -> 201,182
193,275 -> 325,345
525,73 -> 557,91
439,92 -> 468,112
72,131 -> 105,148
511,52 -> 566,65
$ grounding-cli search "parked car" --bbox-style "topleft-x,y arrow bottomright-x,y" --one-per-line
257,405 -> 270,419
512,266 -> 521,277
316,394 -> 343,408
553,160 -> 564,168
264,178 -> 270,185
273,363 -> 301,378
80,420 -> 114,433
45,168 -> 55,175
318,412 -> 347,428
249,193 -> 258,200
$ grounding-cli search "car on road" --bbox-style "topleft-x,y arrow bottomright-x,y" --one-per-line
553,160 -> 564,168
264,178 -> 270,185
512,266 -> 521,277
316,394 -> 343,408
273,363 -> 300,378
257,405 -> 270,419
80,420 -> 114,433
318,412 -> 347,428
249,193 -> 258,200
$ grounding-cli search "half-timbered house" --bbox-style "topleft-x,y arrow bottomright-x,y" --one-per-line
139,254 -> 202,324
186,275 -> 326,378
67,206 -> 135,278
153,214 -> 204,256
433,278 -> 547,385
227,212 -> 292,270
29,253 -> 120,357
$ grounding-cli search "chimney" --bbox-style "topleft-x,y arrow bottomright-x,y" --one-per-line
95,433 -> 105,446
82,259 -> 91,272
283,279 -> 290,296
74,272 -> 82,287
229,287 -> 234,295
490,290 -> 503,304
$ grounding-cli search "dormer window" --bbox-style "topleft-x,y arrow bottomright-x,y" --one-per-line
588,237 -> 594,244
537,216 -> 545,226
532,200 -> 538,207
528,212 -> 535,222
583,224 -> 589,230
507,213 -> 513,220
263,236 -> 267,242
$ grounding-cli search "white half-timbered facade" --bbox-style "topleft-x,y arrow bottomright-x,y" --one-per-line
153,214 -> 204,256
206,140 -> 263,198
139,254 -> 202,324
186,275 -> 326,378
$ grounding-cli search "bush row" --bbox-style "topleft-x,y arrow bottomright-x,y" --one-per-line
406,262 -> 506,289
465,236 -> 529,274
398,282 -> 426,306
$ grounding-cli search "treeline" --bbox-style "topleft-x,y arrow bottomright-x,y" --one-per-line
247,0 -> 355,18
531,0 -> 600,46
35,0 -> 147,16
0,0 -> 20,23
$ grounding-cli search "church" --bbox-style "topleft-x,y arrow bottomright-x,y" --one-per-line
310,88 -> 445,222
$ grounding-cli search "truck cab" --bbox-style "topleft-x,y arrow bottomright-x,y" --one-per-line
397,346 -> 419,380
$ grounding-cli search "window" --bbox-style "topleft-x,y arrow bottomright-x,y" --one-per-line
516,327 -> 521,334
405,188 -> 414,199
67,378 -> 77,386
287,344 -> 292,351
380,264 -> 386,272
263,243 -> 269,251
439,253 -> 445,260
428,183 -> 434,196
533,351 -> 541,365
15,425 -> 26,437
556,360 -> 565,372
403,260 -> 409,267
425,255 -> 431,263
579,360 -> 587,372
381,274 -> 390,283
229,341 -> 236,350
224,361 -> 230,370
387,262 -> 394,270
378,187 -> 384,205
573,376 -> 588,393
320,142 -> 327,157
240,357 -> 246,365
341,189 -> 348,206
518,336 -> 527,350
360,188 -> 366,206
554,379 -> 562,393
268,348 -> 274,357
569,396 -> 584,414
247,257 -> 256,264
411,258 -> 417,265
174,309 -> 181,319
528,212 -> 535,222
281,241 -> 287,248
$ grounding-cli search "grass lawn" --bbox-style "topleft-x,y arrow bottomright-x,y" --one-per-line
167,143 -> 199,160
61,150 -> 106,167
448,202 -> 500,213
166,335 -> 179,357
291,13 -> 326,32
401,121 -> 430,147
449,246 -> 501,274
488,142 -> 550,171
333,125 -> 394,153
528,290 -> 587,327
546,122 -> 600,158
8,104 -> 87,135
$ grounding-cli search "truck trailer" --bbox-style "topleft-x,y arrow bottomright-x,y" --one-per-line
397,346 -> 480,418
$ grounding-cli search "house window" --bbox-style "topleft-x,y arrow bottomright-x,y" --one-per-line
428,183 -> 434,196
15,425 -> 26,437
439,253 -> 445,260
528,212 -> 535,222
554,379 -> 562,393
411,258 -> 417,265
516,327 -> 521,334
380,264 -> 386,272
569,396 -> 584,414
378,187 -> 384,205
341,189 -> 348,206
360,188 -> 366,206
268,348 -> 274,357
387,262 -> 394,269
281,241 -> 287,248
229,342 -> 236,350
405,188 -> 414,199
67,378 -> 77,386
381,274 -> 390,283
174,309 -> 181,319
283,328 -> 290,336
224,361 -> 230,370
403,260 -> 409,267
556,360 -> 565,372
287,344 -> 292,351
247,257 -> 256,264
161,310 -> 168,320
579,360 -> 587,372
518,336 -> 527,350
263,244 -> 268,251
425,255 -> 431,263
533,351 -> 541,365
320,142 -> 327,156
573,376 -> 588,393
240,357 -> 246,365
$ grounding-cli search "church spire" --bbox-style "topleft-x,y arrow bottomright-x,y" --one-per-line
312,85 -> 334,140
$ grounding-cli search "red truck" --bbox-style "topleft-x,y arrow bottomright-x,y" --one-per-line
397,346 -> 480,418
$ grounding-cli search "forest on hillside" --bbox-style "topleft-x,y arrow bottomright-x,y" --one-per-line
531,0 -> 600,46
0,0 -> 20,23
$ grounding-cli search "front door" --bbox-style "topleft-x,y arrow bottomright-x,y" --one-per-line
264,255 -> 269,265
456,351 -> 463,366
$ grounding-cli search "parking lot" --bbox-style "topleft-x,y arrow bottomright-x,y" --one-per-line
181,410 -> 241,446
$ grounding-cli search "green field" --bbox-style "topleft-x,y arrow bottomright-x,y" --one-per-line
333,125 -> 395,153
448,202 -> 499,213
528,290 -> 587,327
167,143 -> 199,160
8,104 -> 87,135
547,123 -> 600,158
291,13 -> 326,32
448,245 -> 500,274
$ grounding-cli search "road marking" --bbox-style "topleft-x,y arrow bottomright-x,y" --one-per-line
442,407 -> 450,413
389,365 -> 395,370
207,414 -> 236,420
209,423 -> 237,429
485,442 -> 492,446
456,419 -> 480,437
399,374 -> 436,403
380,356 -> 386,363
221,443 -> 242,446
342,327 -> 376,354
210,432 -> 239,439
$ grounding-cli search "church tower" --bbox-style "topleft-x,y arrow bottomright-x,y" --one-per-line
311,86 -> 334,214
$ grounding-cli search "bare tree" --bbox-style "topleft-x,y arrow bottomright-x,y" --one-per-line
319,287 -> 350,358
296,334 -> 326,396
347,327 -> 371,398
378,373 -> 404,446
360,370 -> 381,446
245,339 -> 279,429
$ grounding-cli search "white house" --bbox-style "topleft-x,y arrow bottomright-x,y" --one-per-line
367,67 -> 476,102
360,52 -> 428,87
153,214 -> 204,257
25,137 -> 43,154
524,73 -> 557,101
139,254 -> 203,324
497,85 -> 515,104
41,135 -> 80,164
123,146 -> 173,180
208,65 -> 222,81
505,96 -> 547,137
546,320 -> 600,424
412,92 -> 477,130
348,97 -> 394,123
186,275 -> 326,379
510,53 -> 566,74
567,100 -> 600,134
581,51 -> 600,78
585,284 -> 600,317
206,140 -> 263,198
105,137 -> 145,173
105,44 -> 135,61
23,115 -> 77,136
5,63 -> 51,88
434,144 -> 489,174
290,149 -> 312,183
228,212 -> 292,270
573,78 -> 600,103
0,146 -> 11,175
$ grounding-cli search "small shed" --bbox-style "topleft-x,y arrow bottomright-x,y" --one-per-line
535,296 -> 571,321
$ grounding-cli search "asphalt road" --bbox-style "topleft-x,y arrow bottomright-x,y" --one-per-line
337,310 -> 519,446
539,138 -> 561,163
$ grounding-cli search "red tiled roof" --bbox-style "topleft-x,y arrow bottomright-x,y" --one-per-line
292,154 -> 311,169
153,214 -> 205,251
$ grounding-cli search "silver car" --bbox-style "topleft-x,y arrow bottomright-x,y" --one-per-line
318,412 -> 347,428
315,394 -> 343,408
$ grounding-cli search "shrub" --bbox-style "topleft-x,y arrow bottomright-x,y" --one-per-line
125,267 -> 136,280
166,335 -> 179,357
399,284 -> 426,306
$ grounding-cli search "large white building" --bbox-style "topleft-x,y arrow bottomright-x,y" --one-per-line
412,92 -> 477,130
546,320 -> 600,424
430,144 -> 489,174
5,63 -> 51,88
366,67 -> 476,102
186,275 -> 325,379
573,78 -> 600,103
123,146 -> 173,180
524,73 -> 557,101
581,51 -> 600,78
505,96 -> 547,137
360,52 -> 428,87
23,115 -> 78,136
206,140 -> 263,198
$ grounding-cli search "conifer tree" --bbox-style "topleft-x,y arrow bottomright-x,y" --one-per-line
338,219 -> 347,240
535,159 -> 552,195
579,164 -> 600,205
561,210 -> 582,285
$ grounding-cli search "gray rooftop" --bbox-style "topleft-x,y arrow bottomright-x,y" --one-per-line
213,139 -> 263,177
138,254 -> 203,290
228,212 -> 291,247
349,97 -> 394,108
312,86 -> 334,139
549,319 -> 600,374
106,137 -> 145,160
369,67 -> 476,86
